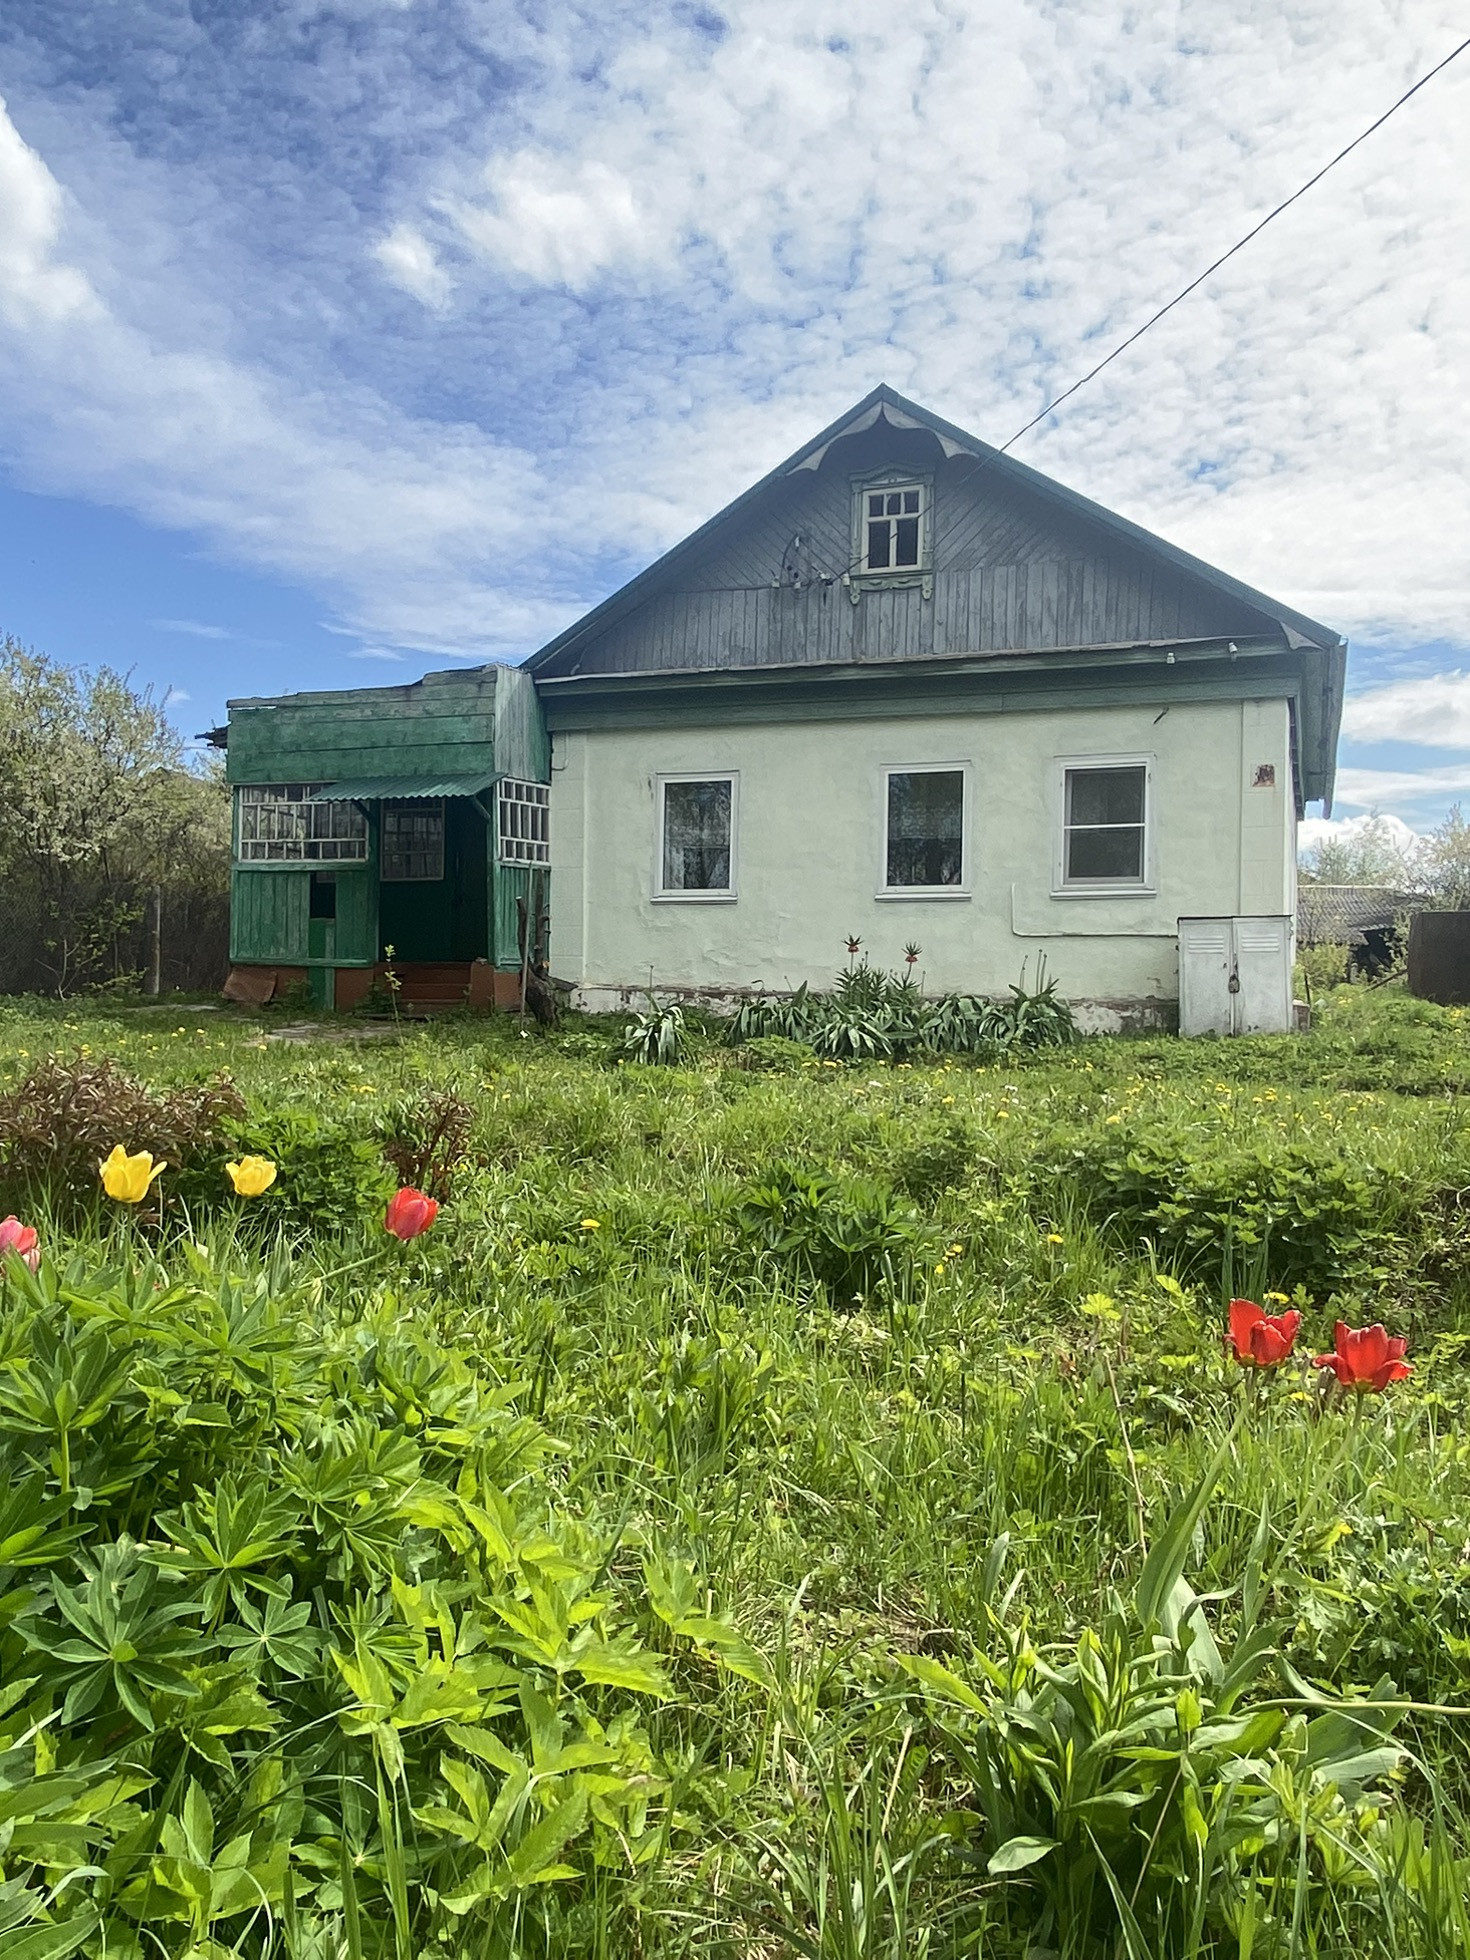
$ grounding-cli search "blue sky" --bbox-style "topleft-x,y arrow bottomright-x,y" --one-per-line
1,1 -> 1468,838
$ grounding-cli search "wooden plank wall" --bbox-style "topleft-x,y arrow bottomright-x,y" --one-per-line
227,668 -> 503,784
557,428 -> 1273,677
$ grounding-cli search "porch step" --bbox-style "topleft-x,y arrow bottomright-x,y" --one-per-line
392,961 -> 472,1011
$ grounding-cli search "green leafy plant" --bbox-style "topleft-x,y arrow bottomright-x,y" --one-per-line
620,998 -> 687,1066
738,1164 -> 934,1301
902,1450 -> 1420,1959
222,1106 -> 397,1232
0,1251 -> 684,1960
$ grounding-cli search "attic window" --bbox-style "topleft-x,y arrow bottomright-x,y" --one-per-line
865,485 -> 923,570
850,475 -> 932,598
235,785 -> 368,864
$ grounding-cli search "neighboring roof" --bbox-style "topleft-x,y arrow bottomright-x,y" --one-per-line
308,773 -> 498,802
1298,884 -> 1420,945
527,383 -> 1344,678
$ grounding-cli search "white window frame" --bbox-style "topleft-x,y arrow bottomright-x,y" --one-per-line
1054,754 -> 1155,897
877,762 -> 971,900
653,771 -> 739,902
497,778 -> 550,867
849,470 -> 934,597
234,784 -> 369,866
379,799 -> 446,883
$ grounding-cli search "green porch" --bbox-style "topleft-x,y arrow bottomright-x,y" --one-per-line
221,665 -> 549,1012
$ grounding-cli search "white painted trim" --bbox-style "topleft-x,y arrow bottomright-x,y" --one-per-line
878,760 -> 970,897
653,770 -> 739,900
1052,752 -> 1155,897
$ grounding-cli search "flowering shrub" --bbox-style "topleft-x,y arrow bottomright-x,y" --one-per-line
0,1054 -> 243,1210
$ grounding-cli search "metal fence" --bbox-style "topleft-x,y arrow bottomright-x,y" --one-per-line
0,875 -> 229,998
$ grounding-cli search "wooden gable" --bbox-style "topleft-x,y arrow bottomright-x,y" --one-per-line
530,390 -> 1337,682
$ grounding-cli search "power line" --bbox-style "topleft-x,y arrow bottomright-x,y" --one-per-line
999,31 -> 1470,456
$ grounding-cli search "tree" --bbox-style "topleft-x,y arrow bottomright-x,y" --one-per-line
0,637 -> 230,994
1299,814 -> 1424,891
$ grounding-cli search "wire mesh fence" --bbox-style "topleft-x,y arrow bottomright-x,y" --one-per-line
0,875 -> 229,998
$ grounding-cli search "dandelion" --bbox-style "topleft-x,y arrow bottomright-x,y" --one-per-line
100,1146 -> 165,1204
1045,1233 -> 1064,1245
581,1218 -> 602,1231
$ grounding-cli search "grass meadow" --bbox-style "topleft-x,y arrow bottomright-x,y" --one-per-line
3,985 -> 1470,1959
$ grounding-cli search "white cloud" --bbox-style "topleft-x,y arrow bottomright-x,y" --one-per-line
451,155 -> 660,291
348,646 -> 406,660
373,222 -> 454,310
0,93 -> 99,326
4,2 -> 1470,683
1299,810 -> 1422,856
1335,763 -> 1470,811
1340,672 -> 1470,749
151,617 -> 231,640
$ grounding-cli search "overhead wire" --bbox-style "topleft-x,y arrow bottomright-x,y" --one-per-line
582,33 -> 1470,612
997,31 -> 1470,456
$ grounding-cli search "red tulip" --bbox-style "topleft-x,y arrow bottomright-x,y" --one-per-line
1311,1322 -> 1412,1393
385,1187 -> 438,1241
0,1216 -> 40,1274
1226,1297 -> 1300,1369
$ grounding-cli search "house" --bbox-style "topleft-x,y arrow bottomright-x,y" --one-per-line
529,386 -> 1344,1031
219,663 -> 548,1011
220,385 -> 1344,1031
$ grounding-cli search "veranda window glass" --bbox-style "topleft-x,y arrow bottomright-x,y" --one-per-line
1064,765 -> 1147,882
236,785 -> 368,864
381,800 -> 445,882
864,484 -> 923,571
497,779 -> 550,866
885,770 -> 964,888
660,778 -> 733,893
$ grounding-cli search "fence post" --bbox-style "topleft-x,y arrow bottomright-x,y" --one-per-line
145,889 -> 162,997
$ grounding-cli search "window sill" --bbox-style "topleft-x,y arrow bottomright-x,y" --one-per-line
651,891 -> 738,904
1050,884 -> 1156,901
875,888 -> 971,902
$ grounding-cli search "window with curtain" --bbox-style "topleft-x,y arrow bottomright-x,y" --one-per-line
884,769 -> 965,888
659,777 -> 734,894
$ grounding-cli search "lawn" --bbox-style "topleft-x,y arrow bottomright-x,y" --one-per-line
2,986 -> 1470,1959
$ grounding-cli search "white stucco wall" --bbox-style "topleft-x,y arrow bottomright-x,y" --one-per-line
549,697 -> 1295,1019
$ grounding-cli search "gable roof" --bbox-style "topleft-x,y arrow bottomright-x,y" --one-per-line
527,383 -> 1343,678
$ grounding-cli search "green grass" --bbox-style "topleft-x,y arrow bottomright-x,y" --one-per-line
2,984 -> 1470,1957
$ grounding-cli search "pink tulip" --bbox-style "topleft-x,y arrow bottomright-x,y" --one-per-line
0,1216 -> 40,1275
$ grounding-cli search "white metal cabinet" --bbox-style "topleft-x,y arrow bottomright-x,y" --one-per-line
1178,916 -> 1293,1037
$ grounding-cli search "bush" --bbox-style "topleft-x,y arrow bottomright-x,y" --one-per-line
725,952 -> 1079,1061
373,1087 -> 477,1200
0,1251 -> 686,1960
1039,1117 -> 1412,1293
222,1106 -> 398,1233
737,1163 -> 935,1301
0,1054 -> 245,1211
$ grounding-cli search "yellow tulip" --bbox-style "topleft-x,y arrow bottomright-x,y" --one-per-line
226,1156 -> 278,1198
99,1145 -> 166,1204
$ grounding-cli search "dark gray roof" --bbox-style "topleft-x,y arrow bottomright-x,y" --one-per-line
1298,885 -> 1419,945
